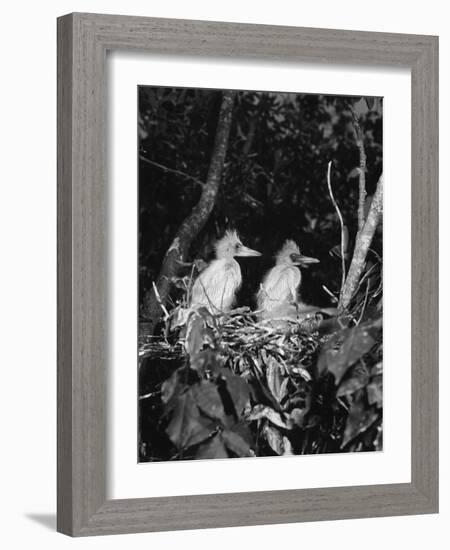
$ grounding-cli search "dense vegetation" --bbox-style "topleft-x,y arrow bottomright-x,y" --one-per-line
138,87 -> 383,461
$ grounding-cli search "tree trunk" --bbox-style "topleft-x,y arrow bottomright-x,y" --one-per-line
142,90 -> 236,332
339,175 -> 383,311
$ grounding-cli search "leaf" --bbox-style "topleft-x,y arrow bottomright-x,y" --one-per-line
195,434 -> 229,459
222,430 -> 253,457
279,378 -> 291,402
161,370 -> 181,405
337,364 -> 370,397
289,365 -> 312,382
365,97 -> 375,111
372,361 -> 383,376
185,313 -> 204,356
263,425 -> 293,455
353,97 -> 369,117
193,258 -> 208,272
336,376 -> 367,397
170,306 -> 191,329
341,395 -> 379,448
196,306 -> 217,327
166,392 -> 203,448
246,405 -> 292,430
230,421 -> 254,447
367,375 -> 383,407
184,417 -> 216,448
318,325 -> 377,383
373,425 -> 383,451
220,371 -> 250,415
289,407 -> 307,428
161,369 -> 187,413
347,167 -> 361,181
266,356 -> 284,402
191,381 -> 225,421
190,349 -> 221,376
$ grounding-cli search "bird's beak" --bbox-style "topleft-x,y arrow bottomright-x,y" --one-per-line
292,253 -> 320,267
235,245 -> 262,257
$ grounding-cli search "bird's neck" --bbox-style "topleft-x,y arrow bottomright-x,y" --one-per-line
216,255 -> 238,264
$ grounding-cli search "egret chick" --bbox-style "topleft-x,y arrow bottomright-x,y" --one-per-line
190,230 -> 261,314
257,240 -> 319,320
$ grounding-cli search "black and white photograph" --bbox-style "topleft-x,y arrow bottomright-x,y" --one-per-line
138,86 -> 383,462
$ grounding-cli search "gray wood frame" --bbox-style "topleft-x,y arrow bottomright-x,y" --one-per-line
57,12 -> 439,537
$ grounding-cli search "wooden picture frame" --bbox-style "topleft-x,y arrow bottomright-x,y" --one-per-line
57,12 -> 439,536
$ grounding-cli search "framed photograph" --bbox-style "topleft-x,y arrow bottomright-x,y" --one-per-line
57,13 -> 438,536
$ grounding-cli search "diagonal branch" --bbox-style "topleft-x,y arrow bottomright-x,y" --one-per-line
339,174 -> 383,311
139,155 -> 204,188
142,90 -> 236,332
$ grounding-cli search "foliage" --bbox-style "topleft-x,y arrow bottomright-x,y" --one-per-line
139,266 -> 382,460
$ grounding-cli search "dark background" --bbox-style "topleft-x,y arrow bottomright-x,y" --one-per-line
138,87 -> 382,314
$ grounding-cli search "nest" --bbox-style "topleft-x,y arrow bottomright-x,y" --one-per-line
139,307 -> 326,373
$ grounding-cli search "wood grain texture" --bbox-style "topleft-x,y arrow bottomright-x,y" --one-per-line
57,12 -> 439,537
57,14 -> 74,535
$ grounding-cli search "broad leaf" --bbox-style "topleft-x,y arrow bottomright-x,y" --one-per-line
247,405 -> 292,430
365,97 -> 375,110
185,313 -> 204,356
184,417 -> 216,448
354,97 -> 369,117
195,434 -> 229,459
191,381 -> 225,421
161,369 -> 186,413
220,371 -> 250,416
263,424 -> 293,455
190,349 -> 221,375
341,395 -> 379,448
367,375 -> 383,407
222,430 -> 253,457
161,370 -> 180,405
318,325 -> 377,383
266,356 -> 284,402
336,364 -> 370,397
166,392 -> 204,448
289,407 -> 307,428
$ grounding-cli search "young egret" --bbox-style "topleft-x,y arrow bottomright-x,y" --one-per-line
190,230 -> 261,314
257,240 -> 319,321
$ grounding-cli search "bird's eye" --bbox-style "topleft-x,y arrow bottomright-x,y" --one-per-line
290,253 -> 297,261
235,243 -> 242,250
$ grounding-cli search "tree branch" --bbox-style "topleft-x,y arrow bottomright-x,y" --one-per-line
326,161 -> 346,296
142,90 -> 236,332
339,175 -> 383,311
139,155 -> 204,188
350,106 -> 367,233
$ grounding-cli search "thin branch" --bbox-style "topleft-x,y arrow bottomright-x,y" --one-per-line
139,391 -> 160,401
152,281 -> 170,321
139,155 -> 204,188
326,161 -> 346,296
322,284 -> 339,304
350,106 -> 367,232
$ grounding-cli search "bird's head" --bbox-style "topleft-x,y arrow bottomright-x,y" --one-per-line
215,230 -> 261,259
276,239 -> 320,268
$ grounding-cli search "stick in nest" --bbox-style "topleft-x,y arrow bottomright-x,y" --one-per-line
152,281 -> 170,321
